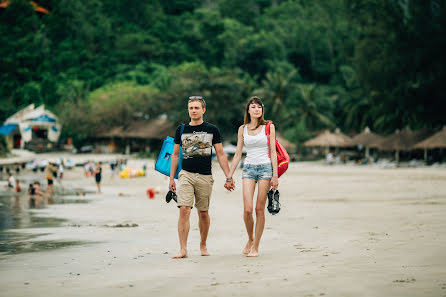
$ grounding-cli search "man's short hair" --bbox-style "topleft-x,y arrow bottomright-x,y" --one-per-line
188,96 -> 206,108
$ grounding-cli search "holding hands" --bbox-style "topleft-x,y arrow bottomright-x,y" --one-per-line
224,176 -> 235,191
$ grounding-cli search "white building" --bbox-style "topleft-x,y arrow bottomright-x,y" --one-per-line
0,104 -> 61,151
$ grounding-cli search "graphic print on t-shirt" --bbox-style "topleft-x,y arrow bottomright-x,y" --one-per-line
181,131 -> 213,159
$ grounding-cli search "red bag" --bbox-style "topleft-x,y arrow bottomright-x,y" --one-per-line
265,122 -> 290,178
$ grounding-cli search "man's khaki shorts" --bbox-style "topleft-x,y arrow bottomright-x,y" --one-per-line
177,170 -> 214,211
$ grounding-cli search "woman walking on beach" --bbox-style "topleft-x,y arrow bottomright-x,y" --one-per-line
227,96 -> 279,257
94,162 -> 102,194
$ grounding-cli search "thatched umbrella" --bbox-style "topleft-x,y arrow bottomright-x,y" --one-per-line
413,126 -> 446,161
351,127 -> 384,158
304,129 -> 354,154
373,128 -> 432,163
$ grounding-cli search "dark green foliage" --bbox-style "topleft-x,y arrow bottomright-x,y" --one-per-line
0,0 -> 444,147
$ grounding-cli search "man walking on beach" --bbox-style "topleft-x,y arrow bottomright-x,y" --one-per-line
169,96 -> 234,259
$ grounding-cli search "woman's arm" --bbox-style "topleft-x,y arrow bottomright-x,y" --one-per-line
227,125 -> 245,179
269,124 -> 279,189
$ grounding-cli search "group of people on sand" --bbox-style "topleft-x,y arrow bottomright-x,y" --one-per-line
168,95 -> 279,258
4,161 -> 62,208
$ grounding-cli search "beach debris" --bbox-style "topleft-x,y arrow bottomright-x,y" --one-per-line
105,223 -> 138,228
146,188 -> 155,199
393,278 -> 416,283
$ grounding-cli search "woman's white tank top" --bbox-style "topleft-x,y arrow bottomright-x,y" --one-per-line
243,125 -> 271,165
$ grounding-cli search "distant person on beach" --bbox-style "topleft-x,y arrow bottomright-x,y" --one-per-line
15,180 -> 21,192
7,172 -> 16,189
58,162 -> 64,181
169,95 -> 234,259
84,162 -> 90,177
226,96 -> 279,257
326,151 -> 334,165
94,162 -> 102,194
29,181 -> 45,207
110,160 -> 117,178
45,162 -> 58,195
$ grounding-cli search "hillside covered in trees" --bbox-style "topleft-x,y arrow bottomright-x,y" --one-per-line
1,0 -> 445,145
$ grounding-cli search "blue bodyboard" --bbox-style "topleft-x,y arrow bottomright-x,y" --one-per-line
155,125 -> 184,179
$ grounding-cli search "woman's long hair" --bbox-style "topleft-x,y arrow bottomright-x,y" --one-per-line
243,96 -> 268,130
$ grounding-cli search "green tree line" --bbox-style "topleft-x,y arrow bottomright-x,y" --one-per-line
1,0 -> 445,145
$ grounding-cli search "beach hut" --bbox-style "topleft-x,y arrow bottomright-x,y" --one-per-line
0,104 -> 61,151
95,119 -> 175,154
122,119 -> 175,140
351,127 -> 384,158
413,126 -> 446,161
304,129 -> 354,154
373,128 -> 431,163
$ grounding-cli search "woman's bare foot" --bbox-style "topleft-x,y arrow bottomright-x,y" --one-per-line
172,250 -> 188,259
242,239 -> 254,255
200,245 -> 210,256
247,248 -> 259,257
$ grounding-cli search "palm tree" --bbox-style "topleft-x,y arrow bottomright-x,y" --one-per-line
292,83 -> 333,130
256,68 -> 297,117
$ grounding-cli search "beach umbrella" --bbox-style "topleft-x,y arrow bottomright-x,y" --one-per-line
413,126 -> 446,161
373,128 -> 432,163
304,129 -> 354,154
351,127 -> 384,158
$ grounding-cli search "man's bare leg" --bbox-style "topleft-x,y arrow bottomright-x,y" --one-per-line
242,179 -> 256,254
248,180 -> 270,257
173,206 -> 191,259
198,210 -> 210,256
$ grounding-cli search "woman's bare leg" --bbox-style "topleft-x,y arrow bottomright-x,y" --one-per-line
248,179 -> 270,257
242,179 -> 256,254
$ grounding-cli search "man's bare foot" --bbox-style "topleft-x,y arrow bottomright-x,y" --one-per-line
172,250 -> 188,259
242,239 -> 254,255
247,248 -> 259,257
200,245 -> 210,256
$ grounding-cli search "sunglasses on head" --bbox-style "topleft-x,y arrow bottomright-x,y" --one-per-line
188,95 -> 204,101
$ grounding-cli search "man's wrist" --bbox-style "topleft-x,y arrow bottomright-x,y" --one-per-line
226,177 -> 233,182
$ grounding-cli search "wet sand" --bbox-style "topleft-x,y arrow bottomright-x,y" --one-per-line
0,160 -> 445,297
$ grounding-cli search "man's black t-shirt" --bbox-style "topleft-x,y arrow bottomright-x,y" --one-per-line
174,121 -> 221,175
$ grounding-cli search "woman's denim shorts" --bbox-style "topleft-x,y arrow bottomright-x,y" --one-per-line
242,163 -> 273,181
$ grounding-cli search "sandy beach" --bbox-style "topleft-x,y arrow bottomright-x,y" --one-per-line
1,160 -> 446,297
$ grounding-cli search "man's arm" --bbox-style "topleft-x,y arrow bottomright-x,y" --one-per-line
169,143 -> 180,192
214,143 -> 230,177
214,143 -> 235,191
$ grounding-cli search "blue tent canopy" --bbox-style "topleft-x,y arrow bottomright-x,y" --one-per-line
29,114 -> 56,123
0,124 -> 17,136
